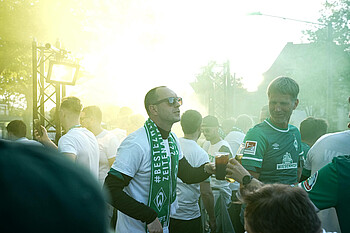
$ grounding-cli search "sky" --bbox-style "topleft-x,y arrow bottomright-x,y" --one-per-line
62,0 -> 326,116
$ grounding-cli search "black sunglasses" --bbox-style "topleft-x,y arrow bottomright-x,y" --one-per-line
153,97 -> 183,106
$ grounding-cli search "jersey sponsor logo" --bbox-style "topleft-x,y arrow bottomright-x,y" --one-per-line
153,187 -> 167,212
276,152 -> 297,170
272,143 -> 279,150
303,171 -> 318,191
244,141 -> 257,155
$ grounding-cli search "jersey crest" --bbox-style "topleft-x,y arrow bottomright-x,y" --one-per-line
293,134 -> 298,151
244,141 -> 257,155
303,171 -> 318,191
276,152 -> 297,170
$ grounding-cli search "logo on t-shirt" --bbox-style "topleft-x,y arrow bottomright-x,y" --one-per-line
272,143 -> 279,150
303,171 -> 318,191
293,134 -> 298,151
153,187 -> 167,212
276,152 -> 297,170
244,141 -> 257,155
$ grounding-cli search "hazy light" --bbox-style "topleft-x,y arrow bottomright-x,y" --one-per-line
40,0 -> 324,115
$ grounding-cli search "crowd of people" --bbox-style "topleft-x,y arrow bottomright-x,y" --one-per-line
2,76 -> 349,233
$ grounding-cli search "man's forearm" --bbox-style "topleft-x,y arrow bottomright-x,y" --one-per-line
200,182 -> 215,221
177,158 -> 211,184
104,172 -> 158,224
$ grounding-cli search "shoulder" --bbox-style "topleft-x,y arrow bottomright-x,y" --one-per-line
289,125 -> 301,134
119,127 -> 148,150
333,155 -> 350,164
245,123 -> 266,139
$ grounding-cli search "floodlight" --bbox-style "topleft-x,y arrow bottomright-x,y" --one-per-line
47,61 -> 80,85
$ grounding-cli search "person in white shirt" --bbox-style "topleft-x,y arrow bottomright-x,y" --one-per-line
7,120 -> 42,146
224,114 -> 254,155
170,110 -> 216,233
81,106 -> 120,184
37,96 -> 99,178
202,115 -> 233,205
104,86 -> 214,233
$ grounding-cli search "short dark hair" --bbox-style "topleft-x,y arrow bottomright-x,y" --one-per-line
60,96 -> 82,115
144,86 -> 166,115
300,117 -> 328,144
244,184 -> 321,233
0,140 -> 108,233
180,110 -> 202,134
82,106 -> 102,123
6,120 -> 26,138
202,115 -> 220,127
267,76 -> 299,100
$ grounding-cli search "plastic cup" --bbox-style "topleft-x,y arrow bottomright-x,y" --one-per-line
215,152 -> 229,180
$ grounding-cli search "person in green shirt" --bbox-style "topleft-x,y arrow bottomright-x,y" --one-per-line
225,155 -> 350,233
242,76 -> 302,184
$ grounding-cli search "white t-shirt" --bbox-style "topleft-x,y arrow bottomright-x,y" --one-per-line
58,127 -> 99,178
111,127 -> 183,233
305,130 -> 350,174
170,137 -> 209,220
15,137 -> 43,146
96,129 -> 120,184
304,130 -> 350,233
224,131 -> 245,155
202,140 -> 233,203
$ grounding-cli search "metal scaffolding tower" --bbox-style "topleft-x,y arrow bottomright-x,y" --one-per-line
32,39 -> 67,144
208,61 -> 234,123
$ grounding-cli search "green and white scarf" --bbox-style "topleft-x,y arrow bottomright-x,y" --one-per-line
144,118 -> 179,230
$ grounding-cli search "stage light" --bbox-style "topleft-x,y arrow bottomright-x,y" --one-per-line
47,61 -> 80,85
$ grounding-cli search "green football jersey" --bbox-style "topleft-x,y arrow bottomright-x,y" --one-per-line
300,155 -> 350,233
242,118 -> 302,184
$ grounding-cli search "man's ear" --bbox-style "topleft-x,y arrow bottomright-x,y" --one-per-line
293,99 -> 299,110
149,105 -> 158,116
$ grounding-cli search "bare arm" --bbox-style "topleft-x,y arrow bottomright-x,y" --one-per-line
200,181 -> 216,232
35,126 -> 58,149
226,158 -> 263,194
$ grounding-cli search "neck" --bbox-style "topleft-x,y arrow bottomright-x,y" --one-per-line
210,136 -> 221,145
64,118 -> 80,131
269,118 -> 288,129
183,133 -> 198,141
89,125 -> 103,136
156,125 -> 170,139
151,117 -> 172,132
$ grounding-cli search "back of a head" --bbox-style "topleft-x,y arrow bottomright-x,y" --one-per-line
144,86 -> 166,116
181,110 -> 202,134
0,140 -> 108,233
221,118 -> 236,134
83,105 -> 103,123
300,117 -> 328,145
244,184 -> 321,233
6,120 -> 26,138
235,114 -> 254,133
202,115 -> 220,128
259,105 -> 270,122
267,76 -> 299,100
60,96 -> 82,116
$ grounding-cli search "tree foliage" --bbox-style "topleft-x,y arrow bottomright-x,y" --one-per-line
304,0 -> 350,51
191,61 -> 248,118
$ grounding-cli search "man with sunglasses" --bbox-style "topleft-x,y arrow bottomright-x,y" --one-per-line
104,86 -> 214,233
